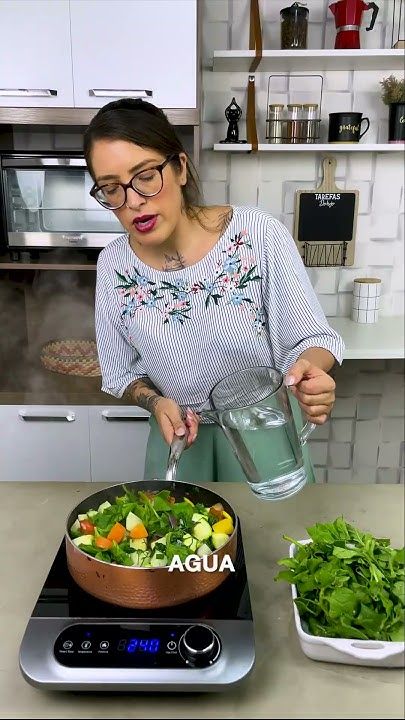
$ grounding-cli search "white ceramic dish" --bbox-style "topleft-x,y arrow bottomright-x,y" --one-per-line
289,539 -> 405,667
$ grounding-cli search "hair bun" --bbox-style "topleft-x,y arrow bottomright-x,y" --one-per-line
96,98 -> 167,121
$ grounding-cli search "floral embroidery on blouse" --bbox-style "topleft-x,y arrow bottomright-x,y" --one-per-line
114,230 -> 266,333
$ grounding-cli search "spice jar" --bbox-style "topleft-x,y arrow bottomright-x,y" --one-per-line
301,103 -> 319,143
280,2 -> 309,50
286,103 -> 304,143
266,104 -> 285,144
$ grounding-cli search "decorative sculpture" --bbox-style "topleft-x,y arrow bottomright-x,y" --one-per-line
219,97 -> 247,144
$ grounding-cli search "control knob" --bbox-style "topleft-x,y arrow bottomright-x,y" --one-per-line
179,625 -> 220,667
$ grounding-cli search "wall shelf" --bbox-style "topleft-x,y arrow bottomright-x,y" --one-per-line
212,49 -> 405,73
213,143 -> 404,153
329,316 -> 404,360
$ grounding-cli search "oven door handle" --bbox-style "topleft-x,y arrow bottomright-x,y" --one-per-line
89,89 -> 152,99
0,89 -> 57,97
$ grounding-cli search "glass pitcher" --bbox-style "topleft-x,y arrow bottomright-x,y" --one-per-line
201,366 -> 316,501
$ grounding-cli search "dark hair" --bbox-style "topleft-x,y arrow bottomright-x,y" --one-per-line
83,98 -> 202,213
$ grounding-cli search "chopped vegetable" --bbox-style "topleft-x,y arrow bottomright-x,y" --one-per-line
212,532 -> 229,550
107,522 -> 126,544
95,536 -> 112,550
79,519 -> 95,534
275,517 -> 405,642
126,511 -> 143,532
69,487 -> 235,567
213,518 -> 234,535
209,503 -> 224,519
129,523 -> 148,539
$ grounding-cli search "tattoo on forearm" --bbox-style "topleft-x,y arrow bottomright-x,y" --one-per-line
163,251 -> 185,271
136,391 -> 162,414
124,378 -> 162,414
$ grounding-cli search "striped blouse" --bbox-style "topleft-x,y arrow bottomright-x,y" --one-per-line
95,206 -> 344,412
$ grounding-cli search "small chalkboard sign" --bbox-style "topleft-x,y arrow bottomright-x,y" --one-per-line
294,157 -> 359,267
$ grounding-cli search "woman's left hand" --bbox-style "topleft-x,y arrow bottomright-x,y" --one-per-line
285,359 -> 336,425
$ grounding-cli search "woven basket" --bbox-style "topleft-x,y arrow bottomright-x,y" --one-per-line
40,339 -> 101,377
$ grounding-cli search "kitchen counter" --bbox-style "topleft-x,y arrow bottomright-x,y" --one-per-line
1,482 -> 404,720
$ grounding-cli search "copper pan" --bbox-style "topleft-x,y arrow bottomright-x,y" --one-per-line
65,479 -> 238,610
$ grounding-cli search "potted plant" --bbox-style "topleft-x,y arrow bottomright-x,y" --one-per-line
380,75 -> 405,143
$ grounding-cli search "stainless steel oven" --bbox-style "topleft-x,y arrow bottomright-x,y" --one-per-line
0,153 -> 123,251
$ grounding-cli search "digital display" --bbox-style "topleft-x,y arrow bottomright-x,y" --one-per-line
118,638 -> 160,654
55,624 -> 185,668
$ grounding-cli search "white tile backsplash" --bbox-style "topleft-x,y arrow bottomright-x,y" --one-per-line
370,213 -> 399,239
324,71 -> 351,92
204,0 -> 229,22
377,469 -> 400,484
378,442 -> 401,468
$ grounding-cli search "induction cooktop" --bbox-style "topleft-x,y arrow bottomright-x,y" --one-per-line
19,525 -> 255,692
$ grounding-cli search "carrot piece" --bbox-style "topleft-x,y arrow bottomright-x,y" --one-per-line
130,523 -> 148,539
107,522 -> 126,543
95,535 -> 112,550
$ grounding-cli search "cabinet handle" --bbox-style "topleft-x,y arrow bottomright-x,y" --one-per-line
89,89 -> 152,98
101,410 -> 149,422
0,89 -> 57,97
18,409 -> 75,422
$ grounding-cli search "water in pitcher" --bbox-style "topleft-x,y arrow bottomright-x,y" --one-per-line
205,367 -> 315,501
221,406 -> 307,500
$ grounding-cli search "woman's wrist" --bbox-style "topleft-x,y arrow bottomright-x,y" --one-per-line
124,377 -> 163,415
297,347 -> 336,374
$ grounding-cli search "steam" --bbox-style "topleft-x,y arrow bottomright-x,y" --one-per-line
0,262 -> 99,402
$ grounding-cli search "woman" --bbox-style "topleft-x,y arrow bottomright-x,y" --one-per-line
85,98 -> 344,484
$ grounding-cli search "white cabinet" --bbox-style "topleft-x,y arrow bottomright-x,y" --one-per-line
0,0 -> 73,107
0,406 -> 90,482
0,0 -> 197,111
89,407 -> 150,484
69,0 -> 197,109
0,405 -> 151,482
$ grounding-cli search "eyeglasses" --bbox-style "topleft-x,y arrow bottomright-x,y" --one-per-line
90,154 -> 178,210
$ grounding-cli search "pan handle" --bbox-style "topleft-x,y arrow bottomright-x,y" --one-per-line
166,432 -> 188,484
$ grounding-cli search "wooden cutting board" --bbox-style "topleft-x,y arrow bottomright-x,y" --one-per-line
293,156 -> 358,267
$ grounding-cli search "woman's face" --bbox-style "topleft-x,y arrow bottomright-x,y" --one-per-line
90,139 -> 187,245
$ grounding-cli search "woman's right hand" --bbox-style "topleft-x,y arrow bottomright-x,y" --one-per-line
154,398 -> 199,448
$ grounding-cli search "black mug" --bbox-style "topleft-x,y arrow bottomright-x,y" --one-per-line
328,112 -> 370,143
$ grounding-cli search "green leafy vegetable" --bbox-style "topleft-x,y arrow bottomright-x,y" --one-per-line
275,517 -> 404,642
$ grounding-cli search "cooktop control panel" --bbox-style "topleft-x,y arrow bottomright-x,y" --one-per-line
55,623 -> 221,669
